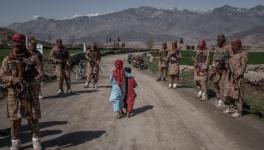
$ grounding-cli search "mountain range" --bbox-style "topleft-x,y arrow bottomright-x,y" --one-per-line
5,5 -> 264,46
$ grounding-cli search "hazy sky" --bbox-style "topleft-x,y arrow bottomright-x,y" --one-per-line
0,0 -> 263,26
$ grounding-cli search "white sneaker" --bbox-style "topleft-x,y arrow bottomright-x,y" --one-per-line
84,82 -> 89,88
10,139 -> 21,150
197,91 -> 202,98
173,83 -> 177,88
201,92 -> 207,101
38,95 -> 43,99
216,99 -> 224,108
223,107 -> 231,114
67,89 -> 72,94
32,137 -> 42,150
57,89 -> 63,94
231,112 -> 241,118
168,84 -> 172,88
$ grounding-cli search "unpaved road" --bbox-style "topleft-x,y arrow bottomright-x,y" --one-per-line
1,54 -> 264,150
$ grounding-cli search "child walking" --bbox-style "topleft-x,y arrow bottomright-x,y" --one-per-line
109,59 -> 126,119
124,67 -> 137,118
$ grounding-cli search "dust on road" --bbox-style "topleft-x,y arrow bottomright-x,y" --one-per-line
1,54 -> 264,150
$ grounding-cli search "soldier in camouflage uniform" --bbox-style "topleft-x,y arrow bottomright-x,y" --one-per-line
167,42 -> 182,88
157,42 -> 169,81
0,33 -> 43,150
193,40 -> 210,101
223,38 -> 248,117
28,38 -> 44,99
85,43 -> 101,88
210,34 -> 229,107
50,39 -> 71,94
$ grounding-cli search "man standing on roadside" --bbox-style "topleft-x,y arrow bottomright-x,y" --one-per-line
0,33 -> 43,150
50,39 -> 71,94
193,40 -> 210,101
223,38 -> 248,117
157,42 -> 169,81
210,34 -> 229,107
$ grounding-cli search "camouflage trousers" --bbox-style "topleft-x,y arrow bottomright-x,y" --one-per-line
56,65 -> 71,91
224,79 -> 244,114
195,74 -> 208,92
158,67 -> 168,80
10,118 -> 40,140
86,66 -> 99,84
87,72 -> 99,84
211,71 -> 227,100
169,74 -> 180,85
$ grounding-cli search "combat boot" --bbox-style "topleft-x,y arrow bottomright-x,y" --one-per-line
32,137 -> 42,150
10,139 -> 21,150
173,83 -> 177,88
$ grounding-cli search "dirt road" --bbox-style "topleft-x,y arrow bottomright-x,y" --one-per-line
1,54 -> 264,150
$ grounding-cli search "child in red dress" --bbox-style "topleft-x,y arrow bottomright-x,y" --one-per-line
124,67 -> 137,118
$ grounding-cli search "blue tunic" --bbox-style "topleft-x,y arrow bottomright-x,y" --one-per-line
109,73 -> 126,112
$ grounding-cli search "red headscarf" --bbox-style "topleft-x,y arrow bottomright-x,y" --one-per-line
113,59 -> 124,87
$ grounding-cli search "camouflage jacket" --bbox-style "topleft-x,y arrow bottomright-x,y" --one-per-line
0,52 -> 43,120
227,48 -> 248,80
167,50 -> 182,64
212,45 -> 229,71
50,46 -> 70,65
85,50 -> 101,65
194,49 -> 210,75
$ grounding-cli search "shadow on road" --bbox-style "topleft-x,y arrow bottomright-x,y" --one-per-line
41,130 -> 106,149
44,90 -> 98,99
0,121 -> 67,149
98,85 -> 112,88
71,81 -> 86,85
133,105 -> 154,116
207,89 -> 216,100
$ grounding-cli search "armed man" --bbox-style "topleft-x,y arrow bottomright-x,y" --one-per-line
193,40 -> 210,101
0,33 -> 43,150
50,39 -> 72,94
28,38 -> 44,99
210,34 -> 229,107
84,42 -> 101,88
223,38 -> 248,118
167,42 -> 182,88
157,42 -> 169,81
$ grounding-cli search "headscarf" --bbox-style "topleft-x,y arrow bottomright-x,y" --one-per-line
9,33 -> 28,59
113,59 -> 124,87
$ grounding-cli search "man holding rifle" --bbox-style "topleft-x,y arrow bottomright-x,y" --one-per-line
50,39 -> 72,94
193,39 -> 210,101
0,33 -> 43,150
210,34 -> 229,107
223,38 -> 248,117
84,43 -> 101,88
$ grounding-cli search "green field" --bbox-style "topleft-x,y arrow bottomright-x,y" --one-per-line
1,49 -> 264,64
